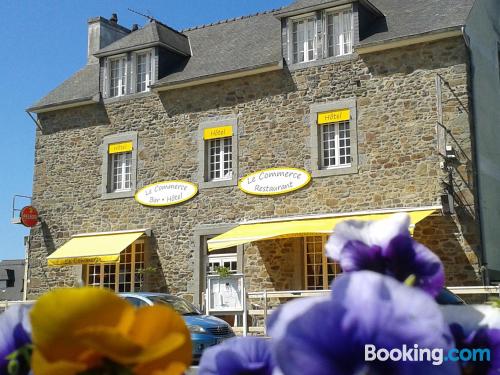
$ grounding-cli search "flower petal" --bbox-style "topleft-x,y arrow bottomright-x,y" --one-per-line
270,271 -> 459,375
31,350 -> 87,375
326,213 -> 410,260
267,296 -> 330,341
30,288 -> 135,362
441,305 -> 500,335
198,337 -> 275,375
0,305 -> 31,370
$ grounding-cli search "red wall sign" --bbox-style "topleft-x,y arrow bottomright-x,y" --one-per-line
20,206 -> 39,227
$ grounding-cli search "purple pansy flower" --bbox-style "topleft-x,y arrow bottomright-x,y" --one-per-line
267,271 -> 459,375
198,336 -> 275,375
0,304 -> 31,374
326,213 -> 445,296
449,324 -> 500,374
442,304 -> 500,374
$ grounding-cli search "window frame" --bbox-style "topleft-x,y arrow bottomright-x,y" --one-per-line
290,13 -> 318,64
101,132 -> 138,199
198,117 -> 239,189
286,5 -> 355,67
309,98 -> 358,178
324,6 -> 354,58
207,137 -> 233,182
83,239 -> 146,293
110,151 -> 133,193
131,49 -> 155,94
107,54 -> 128,98
304,236 -> 342,290
320,120 -> 352,170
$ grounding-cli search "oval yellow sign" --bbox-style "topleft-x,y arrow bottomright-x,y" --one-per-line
238,168 -> 311,196
134,180 -> 198,207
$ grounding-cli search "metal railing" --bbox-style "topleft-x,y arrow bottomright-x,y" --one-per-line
238,286 -> 500,336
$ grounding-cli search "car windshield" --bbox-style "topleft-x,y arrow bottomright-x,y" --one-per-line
148,295 -> 201,315
435,288 -> 465,305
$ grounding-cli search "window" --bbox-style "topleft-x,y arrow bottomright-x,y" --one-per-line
321,120 -> 351,169
109,56 -> 127,98
309,99 -> 358,178
326,9 -> 353,57
101,132 -> 138,199
304,236 -> 342,290
288,7 -> 353,65
104,50 -> 155,98
208,252 -> 238,275
292,16 -> 317,63
111,151 -> 132,192
198,118 -> 239,189
135,51 -> 154,93
208,137 -> 233,181
85,241 -> 145,293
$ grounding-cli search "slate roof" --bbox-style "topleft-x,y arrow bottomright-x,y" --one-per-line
0,260 -> 25,301
29,0 -> 474,111
360,0 -> 475,46
27,63 -> 100,112
95,21 -> 191,57
153,11 -> 282,87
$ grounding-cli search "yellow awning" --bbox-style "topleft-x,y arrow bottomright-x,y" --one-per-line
47,231 -> 145,266
207,210 -> 436,251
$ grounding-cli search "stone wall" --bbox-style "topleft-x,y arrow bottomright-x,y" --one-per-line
28,37 -> 481,299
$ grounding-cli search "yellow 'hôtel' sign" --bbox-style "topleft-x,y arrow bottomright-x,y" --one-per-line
317,109 -> 350,125
108,141 -> 133,154
203,126 -> 233,140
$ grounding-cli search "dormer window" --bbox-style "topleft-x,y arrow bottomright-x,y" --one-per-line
104,49 -> 156,98
134,50 -> 154,93
287,6 -> 353,65
326,9 -> 353,57
109,56 -> 127,98
292,16 -> 317,63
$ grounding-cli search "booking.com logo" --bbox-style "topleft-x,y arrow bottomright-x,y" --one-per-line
365,344 -> 491,366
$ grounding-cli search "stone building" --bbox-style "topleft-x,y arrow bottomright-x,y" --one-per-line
26,0 -> 485,306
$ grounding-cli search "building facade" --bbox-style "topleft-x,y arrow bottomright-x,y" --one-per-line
27,0 -> 482,305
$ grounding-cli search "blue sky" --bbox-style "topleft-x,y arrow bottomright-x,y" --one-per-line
0,0 -> 290,260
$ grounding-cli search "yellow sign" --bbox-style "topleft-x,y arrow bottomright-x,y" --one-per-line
203,126 -> 233,140
317,109 -> 350,125
108,141 -> 133,154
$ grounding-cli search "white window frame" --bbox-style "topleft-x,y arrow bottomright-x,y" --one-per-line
110,151 -> 133,193
320,120 -> 352,170
107,54 -> 128,98
304,236 -> 342,290
84,240 -> 145,293
325,6 -> 354,57
207,137 -> 233,182
207,253 -> 238,275
290,14 -> 317,64
132,49 -> 155,94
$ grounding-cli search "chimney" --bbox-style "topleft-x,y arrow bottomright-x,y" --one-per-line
87,14 -> 130,64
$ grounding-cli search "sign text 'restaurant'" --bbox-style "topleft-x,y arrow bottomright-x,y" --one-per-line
238,168 -> 311,196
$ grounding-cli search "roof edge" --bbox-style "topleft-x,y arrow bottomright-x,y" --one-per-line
94,41 -> 190,58
152,60 -> 283,92
27,94 -> 100,114
357,27 -> 463,54
275,0 -> 383,18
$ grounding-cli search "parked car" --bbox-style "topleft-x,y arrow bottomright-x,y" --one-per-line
436,288 -> 466,305
120,292 -> 235,361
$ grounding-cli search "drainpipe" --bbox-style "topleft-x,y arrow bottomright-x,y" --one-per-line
460,25 -> 488,285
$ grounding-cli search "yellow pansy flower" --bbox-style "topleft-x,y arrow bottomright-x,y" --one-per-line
30,288 -> 192,375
